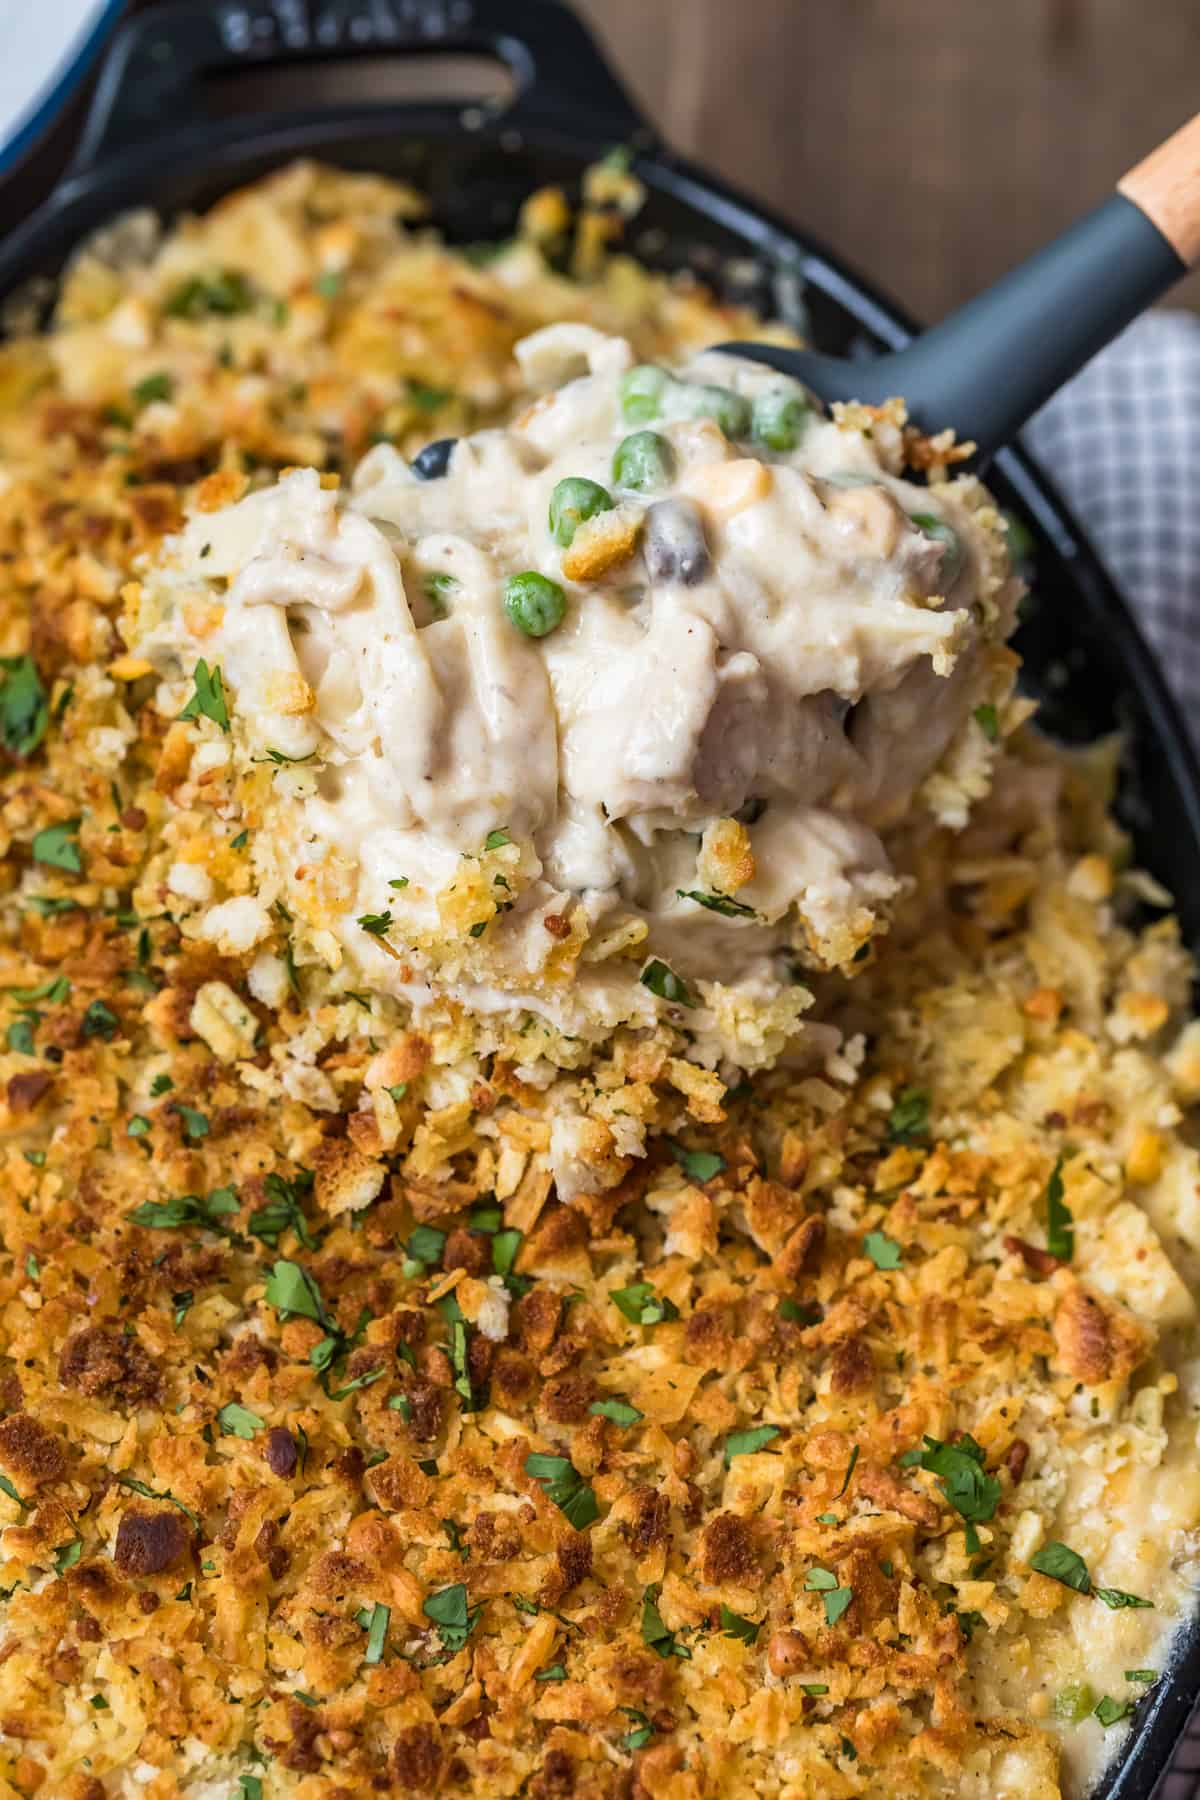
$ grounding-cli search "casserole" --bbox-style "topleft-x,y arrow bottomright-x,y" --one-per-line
1,3 -> 1198,1794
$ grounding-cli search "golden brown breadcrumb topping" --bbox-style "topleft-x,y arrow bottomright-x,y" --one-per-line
0,161 -> 1193,1800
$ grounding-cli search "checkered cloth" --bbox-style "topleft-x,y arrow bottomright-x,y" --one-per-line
1024,311 -> 1200,746
1026,313 -> 1199,1798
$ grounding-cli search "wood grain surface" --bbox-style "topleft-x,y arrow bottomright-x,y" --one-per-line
573,0 -> 1200,321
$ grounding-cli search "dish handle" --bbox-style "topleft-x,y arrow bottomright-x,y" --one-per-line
70,0 -> 653,174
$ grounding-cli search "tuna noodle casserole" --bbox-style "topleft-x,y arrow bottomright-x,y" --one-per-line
0,159 -> 1194,1800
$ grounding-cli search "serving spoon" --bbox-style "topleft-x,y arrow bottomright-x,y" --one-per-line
721,112 -> 1200,459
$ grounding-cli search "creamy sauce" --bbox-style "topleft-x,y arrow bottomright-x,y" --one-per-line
138,328 -> 1018,1055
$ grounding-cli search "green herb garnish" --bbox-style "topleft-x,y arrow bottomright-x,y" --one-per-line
178,659 -> 230,732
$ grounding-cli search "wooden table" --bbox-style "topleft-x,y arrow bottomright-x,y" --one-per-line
574,0 -> 1200,321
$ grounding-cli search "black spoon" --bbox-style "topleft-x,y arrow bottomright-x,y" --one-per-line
721,113 -> 1200,459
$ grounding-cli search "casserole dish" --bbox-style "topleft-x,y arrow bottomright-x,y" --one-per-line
0,3 -> 1197,1793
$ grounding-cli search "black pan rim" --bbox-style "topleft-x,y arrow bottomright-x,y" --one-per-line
1,90 -> 1198,1800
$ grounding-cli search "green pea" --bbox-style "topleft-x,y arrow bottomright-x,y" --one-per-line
422,572 -> 458,617
752,389 -> 810,452
1053,1683 -> 1096,1724
909,511 -> 965,588
504,572 -> 566,638
611,430 -> 675,493
620,364 -> 670,424
674,382 -> 752,439
548,476 -> 614,548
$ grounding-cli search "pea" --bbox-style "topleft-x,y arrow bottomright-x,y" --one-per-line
504,572 -> 566,638
549,476 -> 614,548
620,364 -> 670,424
909,511 -> 965,588
612,430 -> 674,493
752,389 -> 810,452
422,572 -> 458,617
1053,1683 -> 1096,1724
674,382 -> 752,439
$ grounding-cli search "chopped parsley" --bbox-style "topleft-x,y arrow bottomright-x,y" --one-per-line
53,1538 -> 81,1575
620,1707 -> 655,1750
26,895 -> 77,916
217,1402 -> 264,1440
902,1435 -> 1000,1528
248,1169 -> 319,1250
24,1252 -> 38,1281
236,1779 -> 263,1800
362,1600 -> 390,1665
805,1566 -> 853,1626
535,1663 -> 567,1682
836,1444 -> 860,1498
442,1518 -> 469,1561
491,1227 -> 525,1290
357,911 -> 393,936
114,1472 -> 199,1529
483,828 -> 512,850
609,1281 -> 679,1326
132,371 -> 173,406
665,1139 -> 725,1183
230,829 -> 249,850
408,378 -> 452,411
178,659 -> 230,732
174,1104 -> 209,1141
641,1584 -> 690,1659
639,958 -> 696,1007
404,1224 -> 446,1275
779,1297 -> 822,1326
974,703 -> 999,741
589,1397 -> 644,1429
1095,1585 -> 1154,1611
524,1453 -> 599,1531
150,1072 -> 174,1096
0,655 -> 48,758
1044,1154 -> 1073,1262
128,1187 -> 239,1234
8,974 -> 69,1004
31,818 -> 82,873
164,269 -> 256,318
255,746 -> 317,766
675,888 -> 757,918
171,1291 -> 193,1327
886,1086 -> 930,1144
1029,1541 -> 1092,1592
81,998 -> 119,1041
422,1582 -> 481,1656
6,1016 -> 36,1056
863,1230 -> 903,1270
264,1259 -> 328,1326
724,1424 -> 781,1465
1094,1695 -> 1134,1728
720,1604 -> 760,1644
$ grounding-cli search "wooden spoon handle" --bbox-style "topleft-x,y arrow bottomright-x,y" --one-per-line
1118,112 -> 1200,267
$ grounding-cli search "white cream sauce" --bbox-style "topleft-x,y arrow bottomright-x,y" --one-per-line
142,327 -> 1016,1054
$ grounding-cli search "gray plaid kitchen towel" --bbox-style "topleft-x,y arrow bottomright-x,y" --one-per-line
1027,313 -> 1200,1797
1024,311 -> 1200,747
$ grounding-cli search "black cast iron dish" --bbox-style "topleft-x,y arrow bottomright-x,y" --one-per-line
1,3 -> 1197,1793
